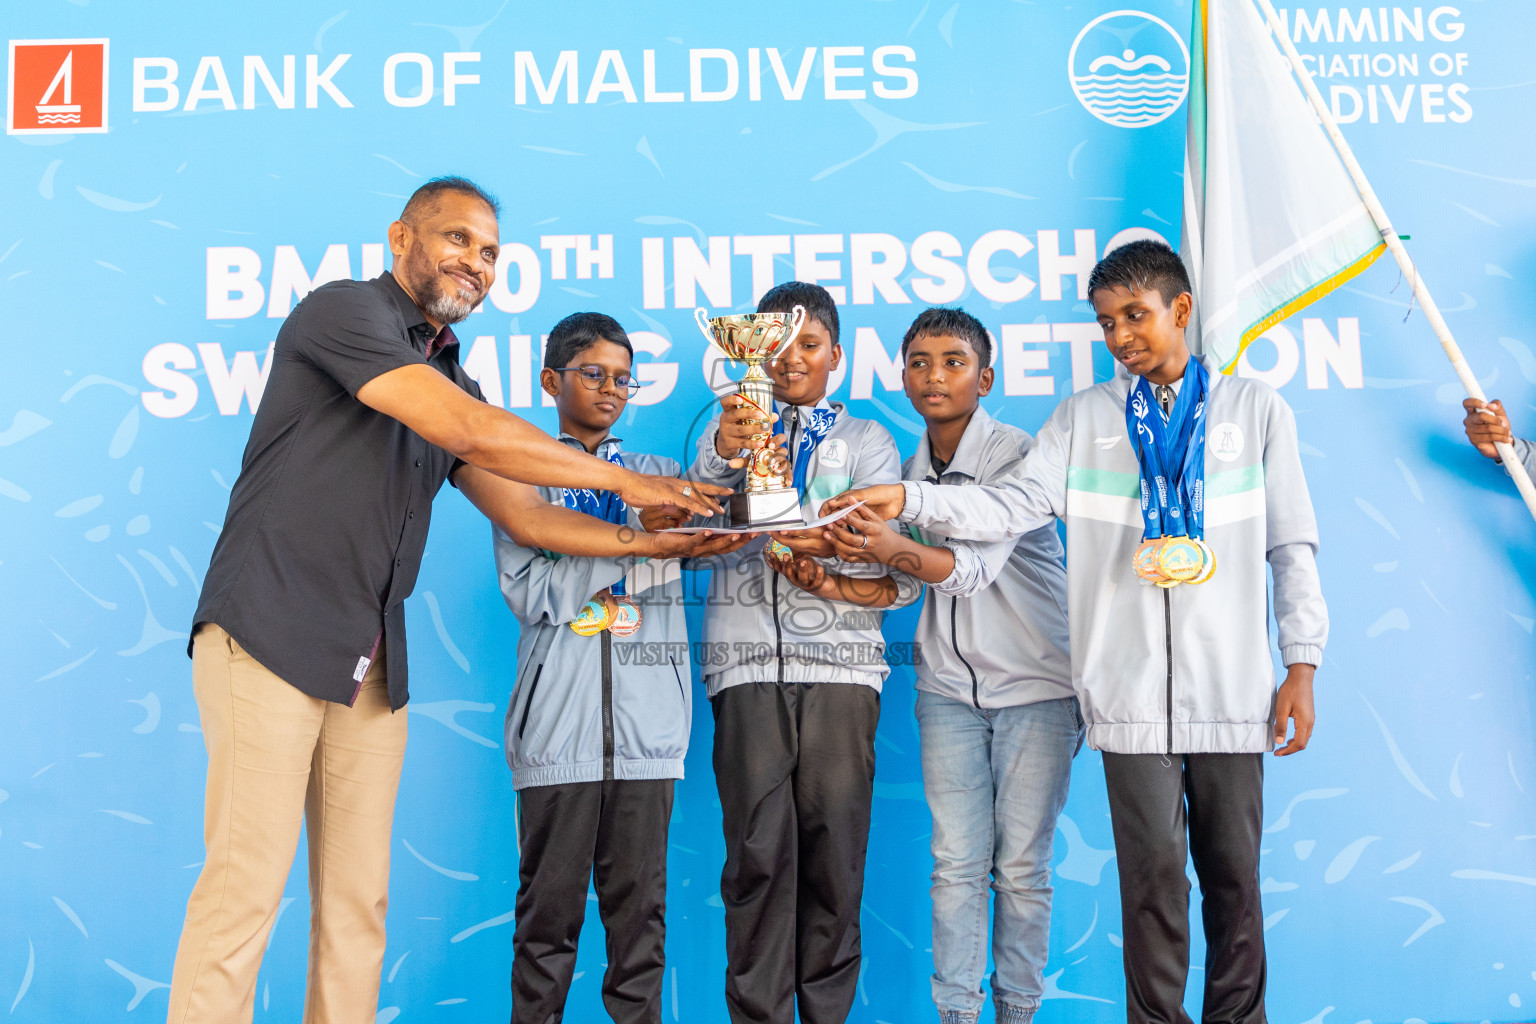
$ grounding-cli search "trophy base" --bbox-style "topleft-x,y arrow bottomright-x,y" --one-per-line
731,488 -> 803,529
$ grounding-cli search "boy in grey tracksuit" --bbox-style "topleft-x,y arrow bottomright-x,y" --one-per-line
496,313 -> 704,1024
823,308 -> 1082,1024
824,243 -> 1328,1023
689,282 -> 918,1024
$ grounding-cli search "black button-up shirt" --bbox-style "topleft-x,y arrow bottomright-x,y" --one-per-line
192,273 -> 483,709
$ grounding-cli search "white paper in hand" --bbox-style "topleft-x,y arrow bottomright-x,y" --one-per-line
659,500 -> 866,535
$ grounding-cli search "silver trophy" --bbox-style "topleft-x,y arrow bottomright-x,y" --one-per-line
694,305 -> 807,527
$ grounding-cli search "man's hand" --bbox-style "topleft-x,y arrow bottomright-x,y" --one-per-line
766,545 -> 826,593
644,530 -> 757,560
715,393 -> 775,460
1463,397 -> 1514,461
1273,663 -> 1316,756
639,504 -> 689,533
821,484 -> 906,521
616,473 -> 728,519
824,504 -> 902,564
769,526 -> 836,558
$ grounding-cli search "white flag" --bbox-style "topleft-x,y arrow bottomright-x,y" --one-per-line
1181,0 -> 1387,371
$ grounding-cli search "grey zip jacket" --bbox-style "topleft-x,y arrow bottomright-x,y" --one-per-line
897,357 -> 1327,754
906,407 -> 1073,709
688,399 -> 920,696
1511,437 -> 1536,479
495,436 -> 692,790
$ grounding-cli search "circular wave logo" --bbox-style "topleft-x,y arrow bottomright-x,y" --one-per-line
1068,10 -> 1190,129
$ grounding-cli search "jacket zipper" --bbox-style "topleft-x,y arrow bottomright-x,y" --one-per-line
516,665 -> 543,740
601,630 -> 615,780
1163,588 -> 1174,756
772,570 -> 785,685
951,596 -> 981,709
670,657 -> 686,704
772,411 -> 800,687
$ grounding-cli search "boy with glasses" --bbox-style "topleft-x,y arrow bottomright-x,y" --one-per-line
494,312 -> 749,1024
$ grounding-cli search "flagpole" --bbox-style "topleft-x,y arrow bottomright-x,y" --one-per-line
1250,0 -> 1536,524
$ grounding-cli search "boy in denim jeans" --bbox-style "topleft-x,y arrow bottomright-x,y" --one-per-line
825,307 -> 1082,1024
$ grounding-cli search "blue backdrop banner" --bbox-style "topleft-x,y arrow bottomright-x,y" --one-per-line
3,2 -> 1535,1021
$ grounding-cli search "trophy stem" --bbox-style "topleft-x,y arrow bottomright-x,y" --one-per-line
694,305 -> 809,528
738,361 -> 783,495
737,363 -> 774,420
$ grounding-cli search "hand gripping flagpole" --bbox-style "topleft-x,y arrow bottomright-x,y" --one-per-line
1251,0 -> 1536,525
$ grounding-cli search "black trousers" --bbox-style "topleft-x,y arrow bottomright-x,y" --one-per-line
1102,753 -> 1267,1024
511,779 -> 675,1024
712,682 -> 881,1024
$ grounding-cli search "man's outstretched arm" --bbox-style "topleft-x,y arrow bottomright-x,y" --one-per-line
455,465 -> 753,560
358,364 -> 727,517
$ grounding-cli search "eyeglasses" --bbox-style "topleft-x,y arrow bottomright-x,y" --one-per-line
552,366 -> 644,396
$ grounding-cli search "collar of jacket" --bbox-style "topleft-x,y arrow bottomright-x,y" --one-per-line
912,405 -> 996,482
556,432 -> 624,457
1115,352 -> 1229,399
775,395 -> 839,417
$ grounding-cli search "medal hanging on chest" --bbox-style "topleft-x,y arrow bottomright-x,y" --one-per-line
570,596 -> 612,636
1125,361 -> 1216,589
565,444 -> 644,634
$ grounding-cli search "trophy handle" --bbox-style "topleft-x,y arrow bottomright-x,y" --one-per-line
693,307 -> 717,348
787,304 -> 807,344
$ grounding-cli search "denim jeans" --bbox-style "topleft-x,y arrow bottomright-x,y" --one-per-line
916,690 -> 1083,1024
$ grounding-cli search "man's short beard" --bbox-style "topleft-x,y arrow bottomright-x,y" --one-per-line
423,287 -> 475,325
399,247 -> 479,325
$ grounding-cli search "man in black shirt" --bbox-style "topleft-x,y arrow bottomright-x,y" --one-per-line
167,177 -> 740,1024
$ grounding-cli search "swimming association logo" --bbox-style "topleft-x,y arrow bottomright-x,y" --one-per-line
1210,422 -> 1245,462
1067,11 -> 1188,129
7,38 -> 109,135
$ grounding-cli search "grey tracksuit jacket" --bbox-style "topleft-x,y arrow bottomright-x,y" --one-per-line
688,399 -> 920,696
906,407 -> 1074,710
899,357 -> 1328,755
495,436 -> 692,790
1511,438 -> 1536,479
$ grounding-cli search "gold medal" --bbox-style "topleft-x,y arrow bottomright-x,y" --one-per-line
609,596 -> 643,637
569,597 -> 611,636
1157,536 -> 1205,583
1188,538 -> 1217,584
1133,539 -> 1166,584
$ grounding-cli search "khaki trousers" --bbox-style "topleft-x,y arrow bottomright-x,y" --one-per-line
167,624 -> 408,1024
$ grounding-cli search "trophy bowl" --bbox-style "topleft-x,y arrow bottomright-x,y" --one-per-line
702,310 -> 803,362
694,305 -> 807,528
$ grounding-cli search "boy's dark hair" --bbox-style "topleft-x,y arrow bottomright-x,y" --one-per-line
900,307 -> 992,366
400,175 -> 501,222
544,312 -> 633,370
757,281 -> 840,346
1086,239 -> 1192,306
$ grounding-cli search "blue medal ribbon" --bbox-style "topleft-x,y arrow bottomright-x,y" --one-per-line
1124,359 -> 1208,542
563,442 -> 629,596
772,404 -> 838,493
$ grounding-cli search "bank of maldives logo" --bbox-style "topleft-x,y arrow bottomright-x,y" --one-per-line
8,39 -> 109,134
1068,11 -> 1188,129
